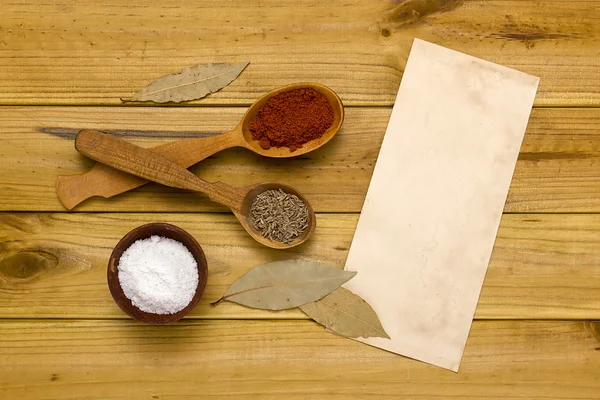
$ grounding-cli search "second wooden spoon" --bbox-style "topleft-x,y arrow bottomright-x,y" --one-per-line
75,130 -> 316,249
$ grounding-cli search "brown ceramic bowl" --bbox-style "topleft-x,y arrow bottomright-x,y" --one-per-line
107,223 -> 208,325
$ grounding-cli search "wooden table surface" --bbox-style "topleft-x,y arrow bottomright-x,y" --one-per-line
1,1 -> 600,398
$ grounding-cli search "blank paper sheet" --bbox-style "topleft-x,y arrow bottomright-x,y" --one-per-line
343,38 -> 539,371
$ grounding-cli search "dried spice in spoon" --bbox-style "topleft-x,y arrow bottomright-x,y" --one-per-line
250,189 -> 310,243
249,87 -> 334,152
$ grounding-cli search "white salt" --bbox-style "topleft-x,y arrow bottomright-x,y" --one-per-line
117,235 -> 199,315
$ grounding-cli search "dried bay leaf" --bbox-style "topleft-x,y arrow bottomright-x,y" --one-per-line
300,287 -> 390,339
212,259 -> 356,310
129,61 -> 249,103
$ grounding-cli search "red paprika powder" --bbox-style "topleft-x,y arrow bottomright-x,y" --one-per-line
249,88 -> 334,152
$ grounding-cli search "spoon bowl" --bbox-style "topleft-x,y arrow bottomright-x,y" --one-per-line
235,182 -> 317,249
239,82 -> 344,157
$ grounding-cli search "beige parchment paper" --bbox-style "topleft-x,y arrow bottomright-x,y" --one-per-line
343,38 -> 539,372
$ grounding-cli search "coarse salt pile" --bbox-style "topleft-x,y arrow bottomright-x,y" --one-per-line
118,235 -> 199,315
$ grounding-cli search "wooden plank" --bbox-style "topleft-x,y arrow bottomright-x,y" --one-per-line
2,212 -> 600,320
1,107 -> 600,213
0,319 -> 598,399
0,0 -> 599,106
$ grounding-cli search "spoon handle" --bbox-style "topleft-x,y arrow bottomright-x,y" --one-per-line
56,128 -> 243,209
75,130 -> 245,211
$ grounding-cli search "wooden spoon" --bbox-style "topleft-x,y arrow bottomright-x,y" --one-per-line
75,130 -> 316,249
56,82 -> 344,209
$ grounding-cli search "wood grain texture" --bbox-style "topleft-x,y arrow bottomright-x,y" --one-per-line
1,107 -> 600,212
1,0 -> 597,395
2,212 -> 600,320
1,0 -> 599,106
0,319 -> 598,399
